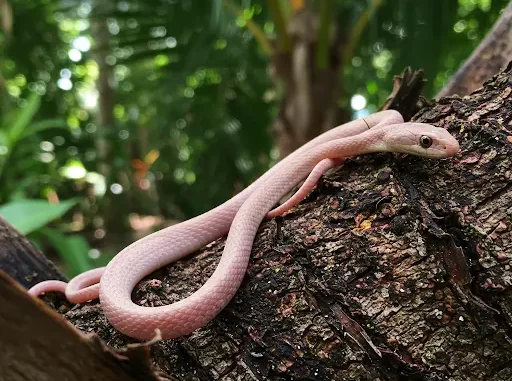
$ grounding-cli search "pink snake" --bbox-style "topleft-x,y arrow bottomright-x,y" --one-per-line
28,110 -> 460,340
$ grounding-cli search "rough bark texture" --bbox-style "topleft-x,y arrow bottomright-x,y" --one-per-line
436,1 -> 512,99
7,62 -> 511,381
380,67 -> 429,122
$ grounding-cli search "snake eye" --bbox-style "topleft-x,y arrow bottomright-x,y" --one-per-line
420,135 -> 433,148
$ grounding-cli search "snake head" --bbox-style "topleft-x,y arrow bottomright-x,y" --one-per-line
381,122 -> 460,159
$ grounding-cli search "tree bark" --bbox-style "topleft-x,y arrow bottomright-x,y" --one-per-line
0,215 -> 65,289
2,62 -> 512,380
0,270 -> 171,381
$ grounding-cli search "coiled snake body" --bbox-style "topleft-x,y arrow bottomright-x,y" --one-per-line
28,110 -> 460,340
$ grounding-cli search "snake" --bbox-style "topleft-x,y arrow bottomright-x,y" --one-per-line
28,110 -> 460,340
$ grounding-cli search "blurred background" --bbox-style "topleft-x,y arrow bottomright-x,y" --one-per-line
0,0 -> 508,276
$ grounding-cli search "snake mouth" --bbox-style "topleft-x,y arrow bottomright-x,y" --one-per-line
435,137 -> 460,157
445,140 -> 461,156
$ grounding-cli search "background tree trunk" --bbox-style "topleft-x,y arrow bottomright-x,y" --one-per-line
2,62 -> 512,380
271,6 -> 347,159
92,6 -> 131,237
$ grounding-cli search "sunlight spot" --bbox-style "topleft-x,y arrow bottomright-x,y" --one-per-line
88,249 -> 101,259
94,229 -> 105,239
40,152 -> 55,163
139,179 -> 150,190
60,69 -> 72,79
184,88 -> 194,98
61,160 -> 87,179
80,89 -> 98,109
40,141 -> 54,152
184,172 -> 196,184
151,26 -> 167,38
118,130 -> 129,139
69,49 -> 82,62
174,168 -> 185,181
110,183 -> 123,194
108,20 -> 120,35
57,78 -> 72,91
73,36 -> 91,52
453,20 -> 467,33
85,172 -> 106,196
351,94 -> 367,111
67,146 -> 78,156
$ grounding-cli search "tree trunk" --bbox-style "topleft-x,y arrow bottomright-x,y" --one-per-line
0,270 -> 170,381
0,215 -> 66,288
2,66 -> 512,380
271,7 -> 347,159
92,8 -> 131,236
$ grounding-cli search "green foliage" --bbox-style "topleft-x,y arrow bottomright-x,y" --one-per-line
0,0 -> 508,274
1,93 -> 66,159
38,228 -> 92,276
0,92 -> 69,202
345,0 -> 508,106
0,198 -> 91,276
6,92 -> 42,145
0,198 -> 76,235
0,89 -> 91,276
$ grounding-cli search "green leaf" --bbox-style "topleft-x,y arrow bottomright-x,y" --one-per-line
210,0 -> 223,28
7,92 -> 41,146
268,0 -> 291,52
0,130 -> 8,147
0,198 -> 77,235
224,0 -> 273,56
21,119 -> 67,140
38,228 -> 92,276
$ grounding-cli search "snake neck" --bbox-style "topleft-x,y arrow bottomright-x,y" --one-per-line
319,127 -> 388,159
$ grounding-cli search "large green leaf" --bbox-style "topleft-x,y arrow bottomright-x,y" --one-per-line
6,92 -> 41,146
21,118 -> 67,140
39,228 -> 92,276
0,199 -> 77,235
